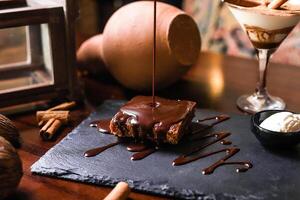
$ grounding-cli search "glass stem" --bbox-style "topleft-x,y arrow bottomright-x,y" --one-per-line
256,49 -> 273,96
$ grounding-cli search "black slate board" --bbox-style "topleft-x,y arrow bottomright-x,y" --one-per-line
31,100 -> 300,200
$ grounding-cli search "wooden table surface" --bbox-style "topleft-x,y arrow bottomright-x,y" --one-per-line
8,52 -> 300,200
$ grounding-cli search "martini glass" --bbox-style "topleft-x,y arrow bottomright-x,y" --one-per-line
225,0 -> 300,113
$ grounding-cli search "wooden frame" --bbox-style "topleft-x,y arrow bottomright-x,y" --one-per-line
0,0 -> 79,108
0,0 -> 27,10
0,25 -> 42,76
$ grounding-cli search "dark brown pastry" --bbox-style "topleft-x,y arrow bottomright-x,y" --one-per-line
110,96 -> 196,144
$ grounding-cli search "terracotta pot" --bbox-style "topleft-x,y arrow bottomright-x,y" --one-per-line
78,1 -> 201,91
77,34 -> 106,74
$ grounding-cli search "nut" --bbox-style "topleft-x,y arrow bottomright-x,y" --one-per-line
0,136 -> 23,200
0,114 -> 20,148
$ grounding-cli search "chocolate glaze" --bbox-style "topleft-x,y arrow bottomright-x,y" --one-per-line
84,141 -> 120,157
90,119 -> 111,133
131,148 -> 157,161
116,96 -> 195,140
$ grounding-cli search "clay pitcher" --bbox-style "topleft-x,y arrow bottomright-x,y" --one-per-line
77,1 -> 201,91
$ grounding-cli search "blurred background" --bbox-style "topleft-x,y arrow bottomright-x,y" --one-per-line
76,0 -> 183,47
2,0 -> 300,71
77,0 -> 300,67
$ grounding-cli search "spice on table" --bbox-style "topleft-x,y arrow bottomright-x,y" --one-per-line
40,118 -> 56,134
37,111 -> 70,125
38,101 -> 76,126
40,119 -> 63,140
47,101 -> 76,111
36,101 -> 76,141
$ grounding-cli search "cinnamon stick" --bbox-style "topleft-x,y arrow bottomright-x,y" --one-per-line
268,0 -> 288,9
38,120 -> 45,127
104,182 -> 131,200
40,119 -> 62,140
36,111 -> 69,125
47,101 -> 76,111
40,118 -> 55,134
38,101 -> 75,126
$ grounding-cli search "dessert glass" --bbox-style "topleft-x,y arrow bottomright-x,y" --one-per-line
225,1 -> 300,113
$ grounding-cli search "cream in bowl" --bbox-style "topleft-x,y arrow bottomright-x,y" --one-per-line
260,112 -> 300,133
251,110 -> 300,147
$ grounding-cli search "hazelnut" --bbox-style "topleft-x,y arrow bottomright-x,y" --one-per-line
0,114 -> 20,148
0,136 -> 23,200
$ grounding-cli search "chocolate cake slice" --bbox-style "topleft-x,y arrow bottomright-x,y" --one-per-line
110,96 -> 196,144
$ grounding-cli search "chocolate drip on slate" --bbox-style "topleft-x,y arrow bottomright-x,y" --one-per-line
174,148 -> 233,166
127,143 -> 157,160
84,141 -> 120,157
193,115 -> 230,134
131,148 -> 157,160
127,143 -> 148,152
174,147 -> 252,174
90,119 -> 111,133
202,148 -> 253,175
87,116 -> 252,174
190,132 -> 230,156
173,132 -> 231,165
173,132 -> 252,174
196,114 -> 230,124
220,140 -> 232,145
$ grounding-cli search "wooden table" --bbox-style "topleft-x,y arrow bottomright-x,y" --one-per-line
9,52 -> 300,200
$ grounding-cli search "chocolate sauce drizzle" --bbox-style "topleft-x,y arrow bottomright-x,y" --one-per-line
128,143 -> 157,160
192,114 -> 230,134
196,114 -> 230,124
84,140 -> 156,160
84,141 -> 120,157
173,132 -> 252,174
220,140 -> 232,145
127,143 -> 148,152
174,132 -> 231,161
85,114 -> 252,174
131,148 -> 157,161
202,149 -> 252,175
